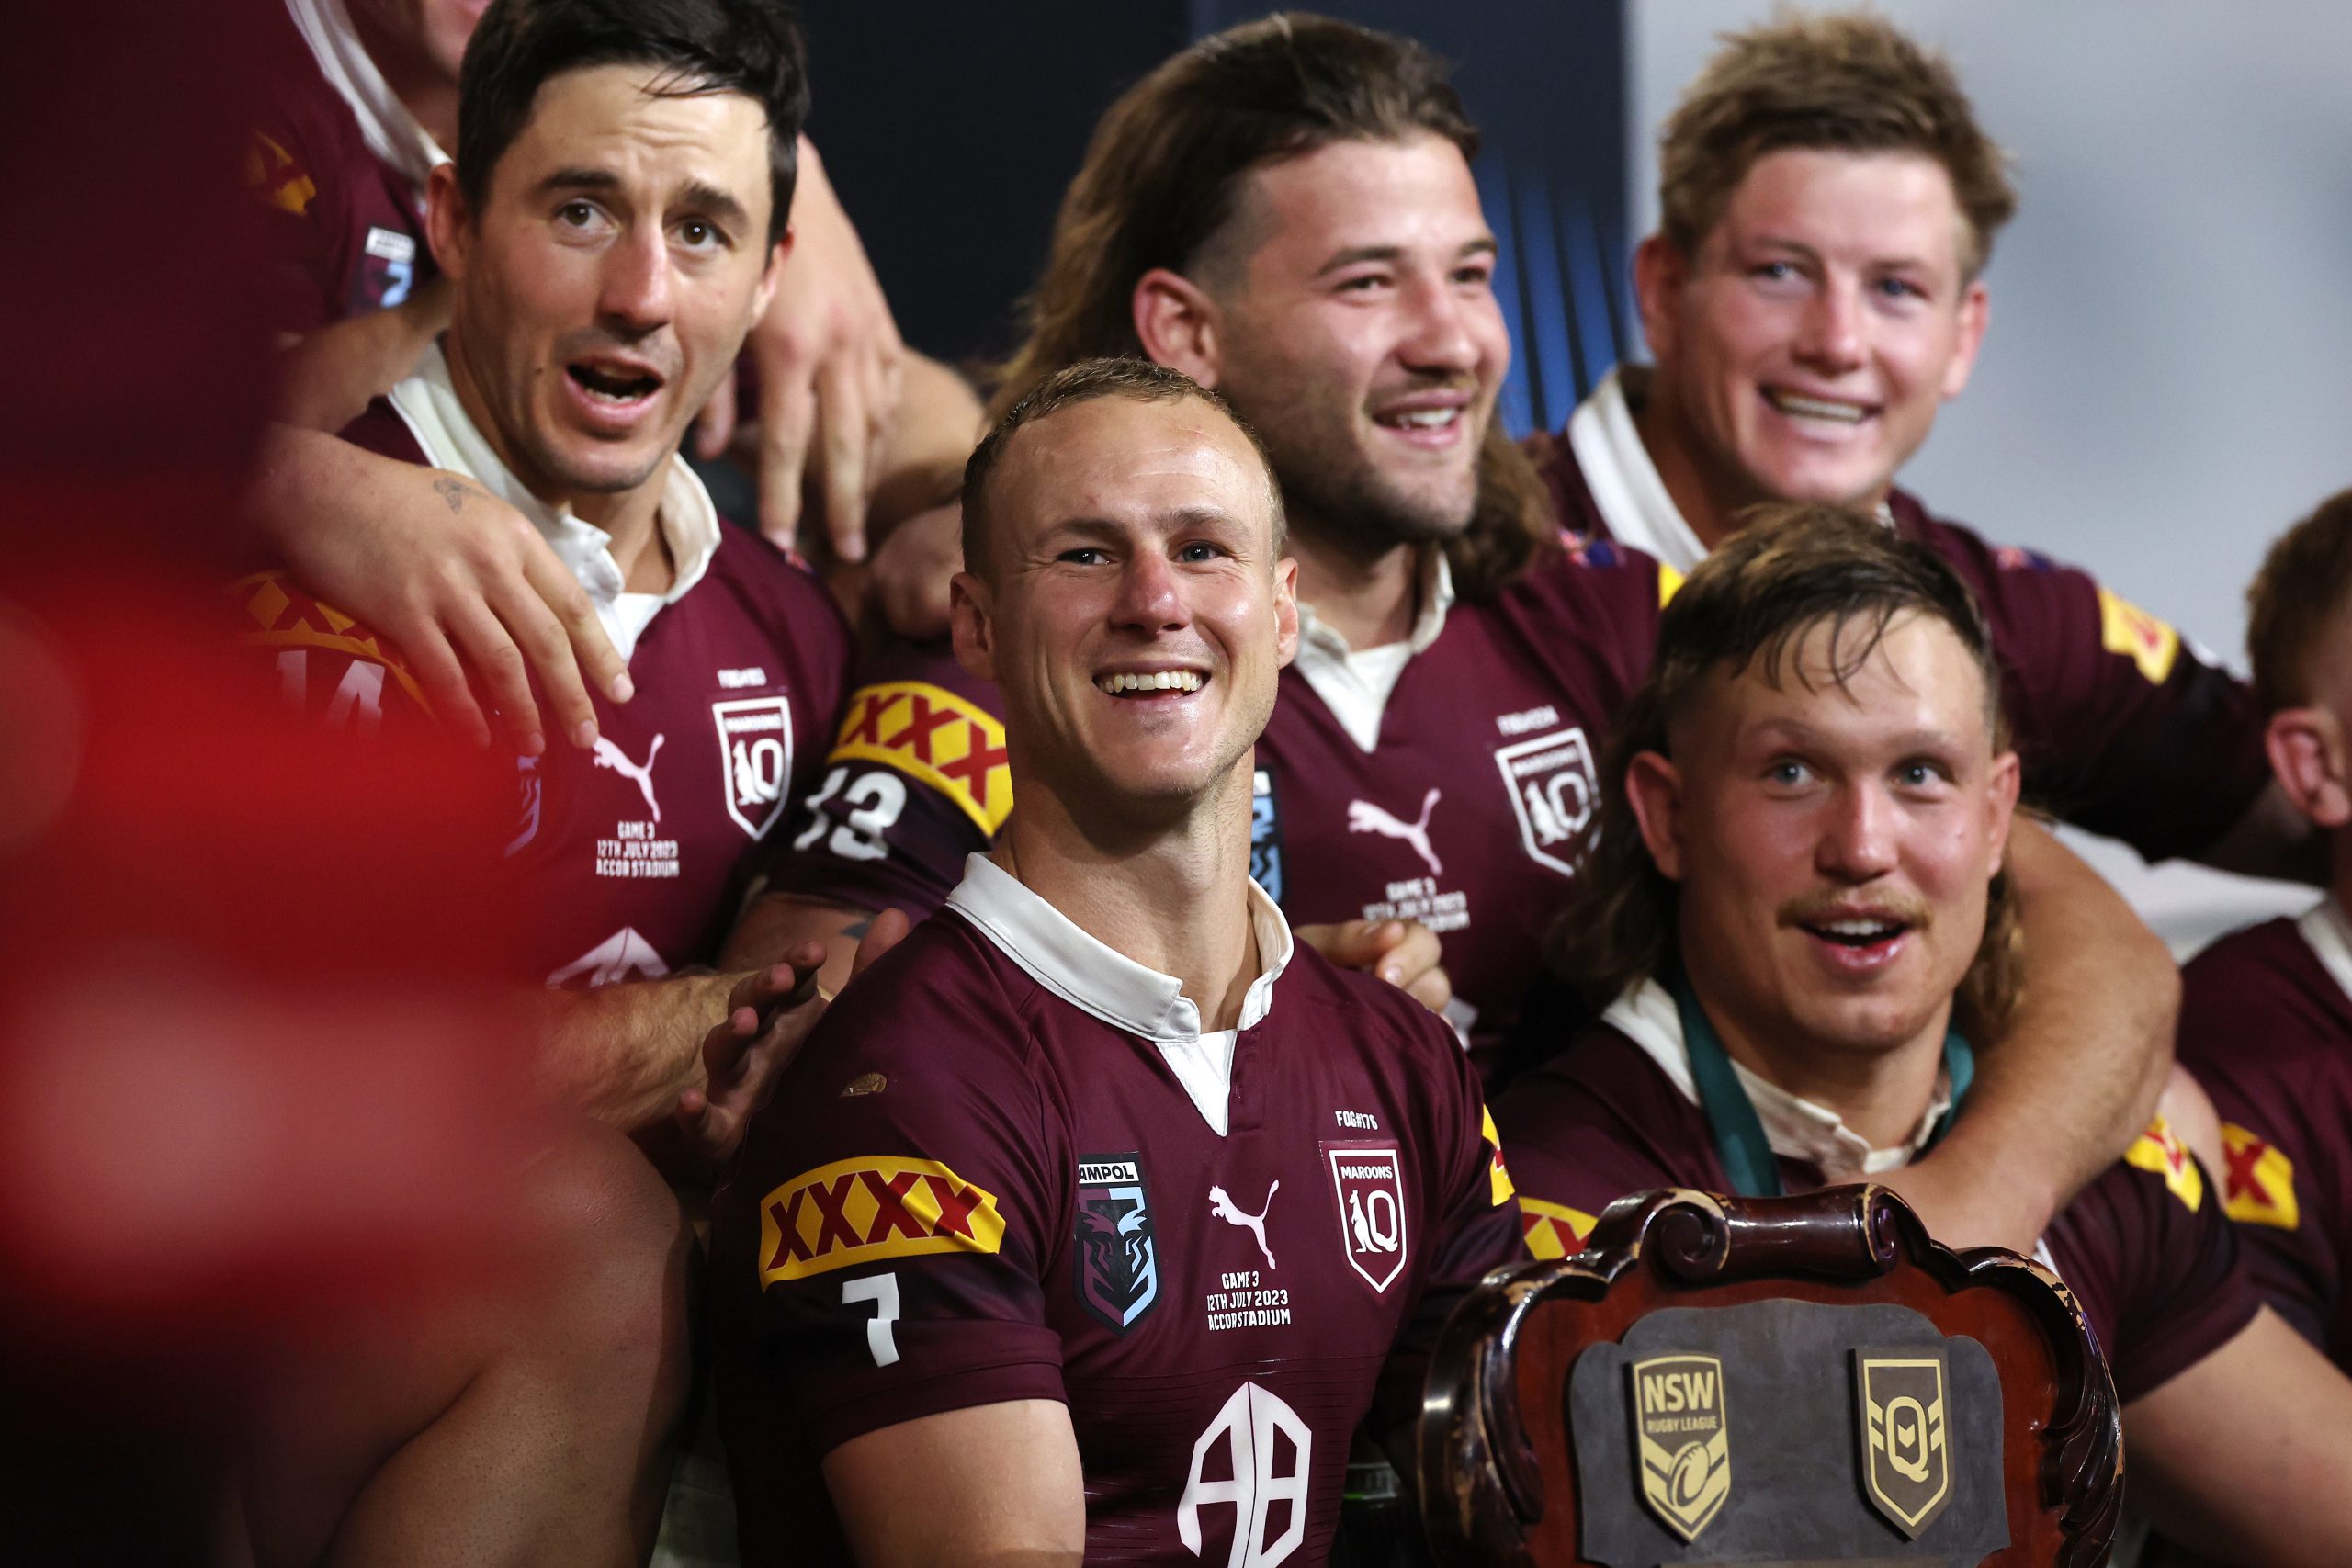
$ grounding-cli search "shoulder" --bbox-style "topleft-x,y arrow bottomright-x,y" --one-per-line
335,396 -> 430,467
1496,1021 -> 1691,1142
2186,916 -> 2323,992
1283,942 -> 1458,1057
2182,917 -> 2349,1063
1489,530 -> 1672,655
797,912 -> 1035,1076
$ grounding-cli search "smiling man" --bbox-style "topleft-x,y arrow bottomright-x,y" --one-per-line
1531,8 -> 2288,876
1497,506 -> 2352,1566
711,359 -> 1521,1567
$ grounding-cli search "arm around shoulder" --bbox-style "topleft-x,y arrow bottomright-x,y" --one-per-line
823,1400 -> 1083,1568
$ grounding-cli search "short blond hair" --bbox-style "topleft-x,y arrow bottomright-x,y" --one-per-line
1657,8 -> 2017,280
2247,490 -> 2352,713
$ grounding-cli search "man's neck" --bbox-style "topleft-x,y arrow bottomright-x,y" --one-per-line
1628,382 -> 1746,553
440,333 -> 673,593
1683,961 -> 1950,1152
994,761 -> 1262,1031
1285,516 -> 1422,651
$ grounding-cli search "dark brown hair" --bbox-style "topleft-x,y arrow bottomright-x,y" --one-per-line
1550,503 -> 2020,1031
991,13 -> 1555,603
2247,489 -> 2352,713
961,356 -> 1283,584
1657,8 -> 2017,280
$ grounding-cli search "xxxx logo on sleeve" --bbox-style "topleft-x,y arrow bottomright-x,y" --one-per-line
2221,1122 -> 2300,1229
757,1156 -> 1005,1284
1855,1351 -> 1953,1538
830,682 -> 1012,836
2124,1114 -> 2205,1213
2097,585 -> 2180,684
1480,1107 -> 1515,1207
1517,1196 -> 1595,1261
1628,1354 -> 1730,1542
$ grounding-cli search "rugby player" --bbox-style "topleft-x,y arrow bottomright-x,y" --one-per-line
747,14 -> 2170,1254
2177,490 -> 2352,1369
711,358 -> 1523,1566
1496,507 -> 2352,1565
1530,8 -> 2296,874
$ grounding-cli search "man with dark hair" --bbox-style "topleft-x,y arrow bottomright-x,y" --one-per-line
754,13 -> 2172,1258
1496,505 -> 2352,1567
2179,489 -> 2352,1369
712,358 -> 1521,1566
1530,7 -> 2293,877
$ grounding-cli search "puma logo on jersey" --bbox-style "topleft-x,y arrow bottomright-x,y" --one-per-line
1347,788 -> 1442,877
546,927 -> 670,988
593,733 -> 664,821
1210,1181 -> 1279,1270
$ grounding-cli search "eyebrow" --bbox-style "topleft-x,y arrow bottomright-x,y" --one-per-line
1749,234 -> 1937,275
531,168 -> 753,231
1747,717 -> 1971,754
1312,235 -> 1498,278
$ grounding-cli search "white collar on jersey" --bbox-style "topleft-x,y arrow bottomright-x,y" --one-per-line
1289,546 -> 1456,753
1566,365 -> 1895,574
2295,896 -> 2352,1004
945,852 -> 1295,1135
386,342 -> 722,662
1602,976 -> 1952,1181
282,0 -> 449,194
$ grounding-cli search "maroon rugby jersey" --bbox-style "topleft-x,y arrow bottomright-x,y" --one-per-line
711,859 -> 1521,1565
1530,376 -> 2268,863
768,540 -> 1668,1075
1494,994 -> 2259,1405
237,391 -> 851,985
250,12 -> 434,336
2177,905 -> 2352,1361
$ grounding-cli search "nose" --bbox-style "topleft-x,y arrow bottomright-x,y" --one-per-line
1396,271 -> 1481,378
596,224 -> 673,336
1793,275 -> 1865,375
1816,783 -> 1899,881
1110,550 -> 1190,636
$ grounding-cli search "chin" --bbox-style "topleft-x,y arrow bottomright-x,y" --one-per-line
1794,993 -> 1940,1058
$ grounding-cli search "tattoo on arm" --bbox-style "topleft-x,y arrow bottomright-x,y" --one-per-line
432,478 -> 474,514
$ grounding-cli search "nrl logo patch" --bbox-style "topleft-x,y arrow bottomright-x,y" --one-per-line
1492,728 -> 1595,877
1856,1350 -> 1952,1537
1323,1143 -> 1409,1293
1628,1353 -> 1730,1542
713,695 -> 793,839
1074,1153 -> 1159,1332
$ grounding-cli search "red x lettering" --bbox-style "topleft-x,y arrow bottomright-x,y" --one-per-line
939,735 -> 1008,803
2224,1135 -> 2267,1203
765,1190 -> 815,1270
807,1173 -> 864,1254
861,1169 -> 928,1244
888,694 -> 958,765
840,691 -> 898,749
926,1174 -> 983,1238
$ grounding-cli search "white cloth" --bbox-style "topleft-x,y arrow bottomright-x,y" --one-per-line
2296,895 -> 2352,1005
282,0 -> 449,192
385,343 -> 722,661
1289,547 -> 1456,752
945,853 -> 1295,1136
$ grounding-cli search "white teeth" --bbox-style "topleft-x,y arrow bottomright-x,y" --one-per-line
1769,391 -> 1867,423
1097,671 -> 1204,694
1820,919 -> 1897,938
1384,408 -> 1460,429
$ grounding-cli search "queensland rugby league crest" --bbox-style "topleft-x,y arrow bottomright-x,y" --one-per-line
1323,1142 -> 1409,1292
1628,1353 -> 1731,1542
1492,727 -> 1595,877
712,695 -> 793,839
1074,1153 -> 1159,1332
1855,1350 -> 1952,1537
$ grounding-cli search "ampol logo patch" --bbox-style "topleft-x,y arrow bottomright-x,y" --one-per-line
1073,1153 -> 1159,1332
712,695 -> 793,839
1492,728 -> 1596,877
757,1156 -> 1003,1283
1323,1143 -> 1409,1292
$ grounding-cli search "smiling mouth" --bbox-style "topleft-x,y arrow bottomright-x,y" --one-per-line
1375,406 -> 1464,431
1096,671 -> 1205,697
1764,389 -> 1871,424
569,363 -> 662,403
1801,915 -> 1911,949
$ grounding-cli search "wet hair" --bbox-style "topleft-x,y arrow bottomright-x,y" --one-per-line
457,0 -> 808,244
2247,488 -> 2352,713
991,13 -> 1556,604
1550,502 -> 2020,1029
1657,8 -> 2017,280
960,356 -> 1285,584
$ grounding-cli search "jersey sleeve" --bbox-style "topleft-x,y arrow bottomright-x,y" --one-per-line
716,929 -> 1068,1453
1905,510 -> 2267,863
246,92 -> 344,339
2083,1126 -> 2264,1405
762,659 -> 1010,921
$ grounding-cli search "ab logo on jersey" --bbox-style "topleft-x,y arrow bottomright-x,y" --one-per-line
1492,728 -> 1596,878
1856,1351 -> 1953,1538
1074,1153 -> 1159,1332
1178,1382 -> 1312,1568
712,695 -> 793,839
1629,1354 -> 1730,1543
1322,1143 -> 1408,1292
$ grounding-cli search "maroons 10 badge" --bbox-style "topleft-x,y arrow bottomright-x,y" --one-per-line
1855,1349 -> 1952,1537
1628,1353 -> 1731,1542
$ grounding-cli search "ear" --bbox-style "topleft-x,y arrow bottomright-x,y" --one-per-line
1630,233 -> 1689,368
1940,277 -> 1991,401
949,570 -> 998,682
1623,750 -> 1688,881
424,161 -> 472,280
1272,555 -> 1300,670
750,225 -> 793,325
2267,706 -> 2352,829
1984,748 -> 2022,877
1132,268 -> 1225,388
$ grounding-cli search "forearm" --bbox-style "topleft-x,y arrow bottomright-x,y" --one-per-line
528,971 -> 739,1131
860,351 -> 982,542
723,891 -> 872,998
274,276 -> 452,434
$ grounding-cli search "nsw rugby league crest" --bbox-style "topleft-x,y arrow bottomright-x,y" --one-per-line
1074,1153 -> 1159,1332
1628,1353 -> 1731,1542
712,695 -> 793,839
